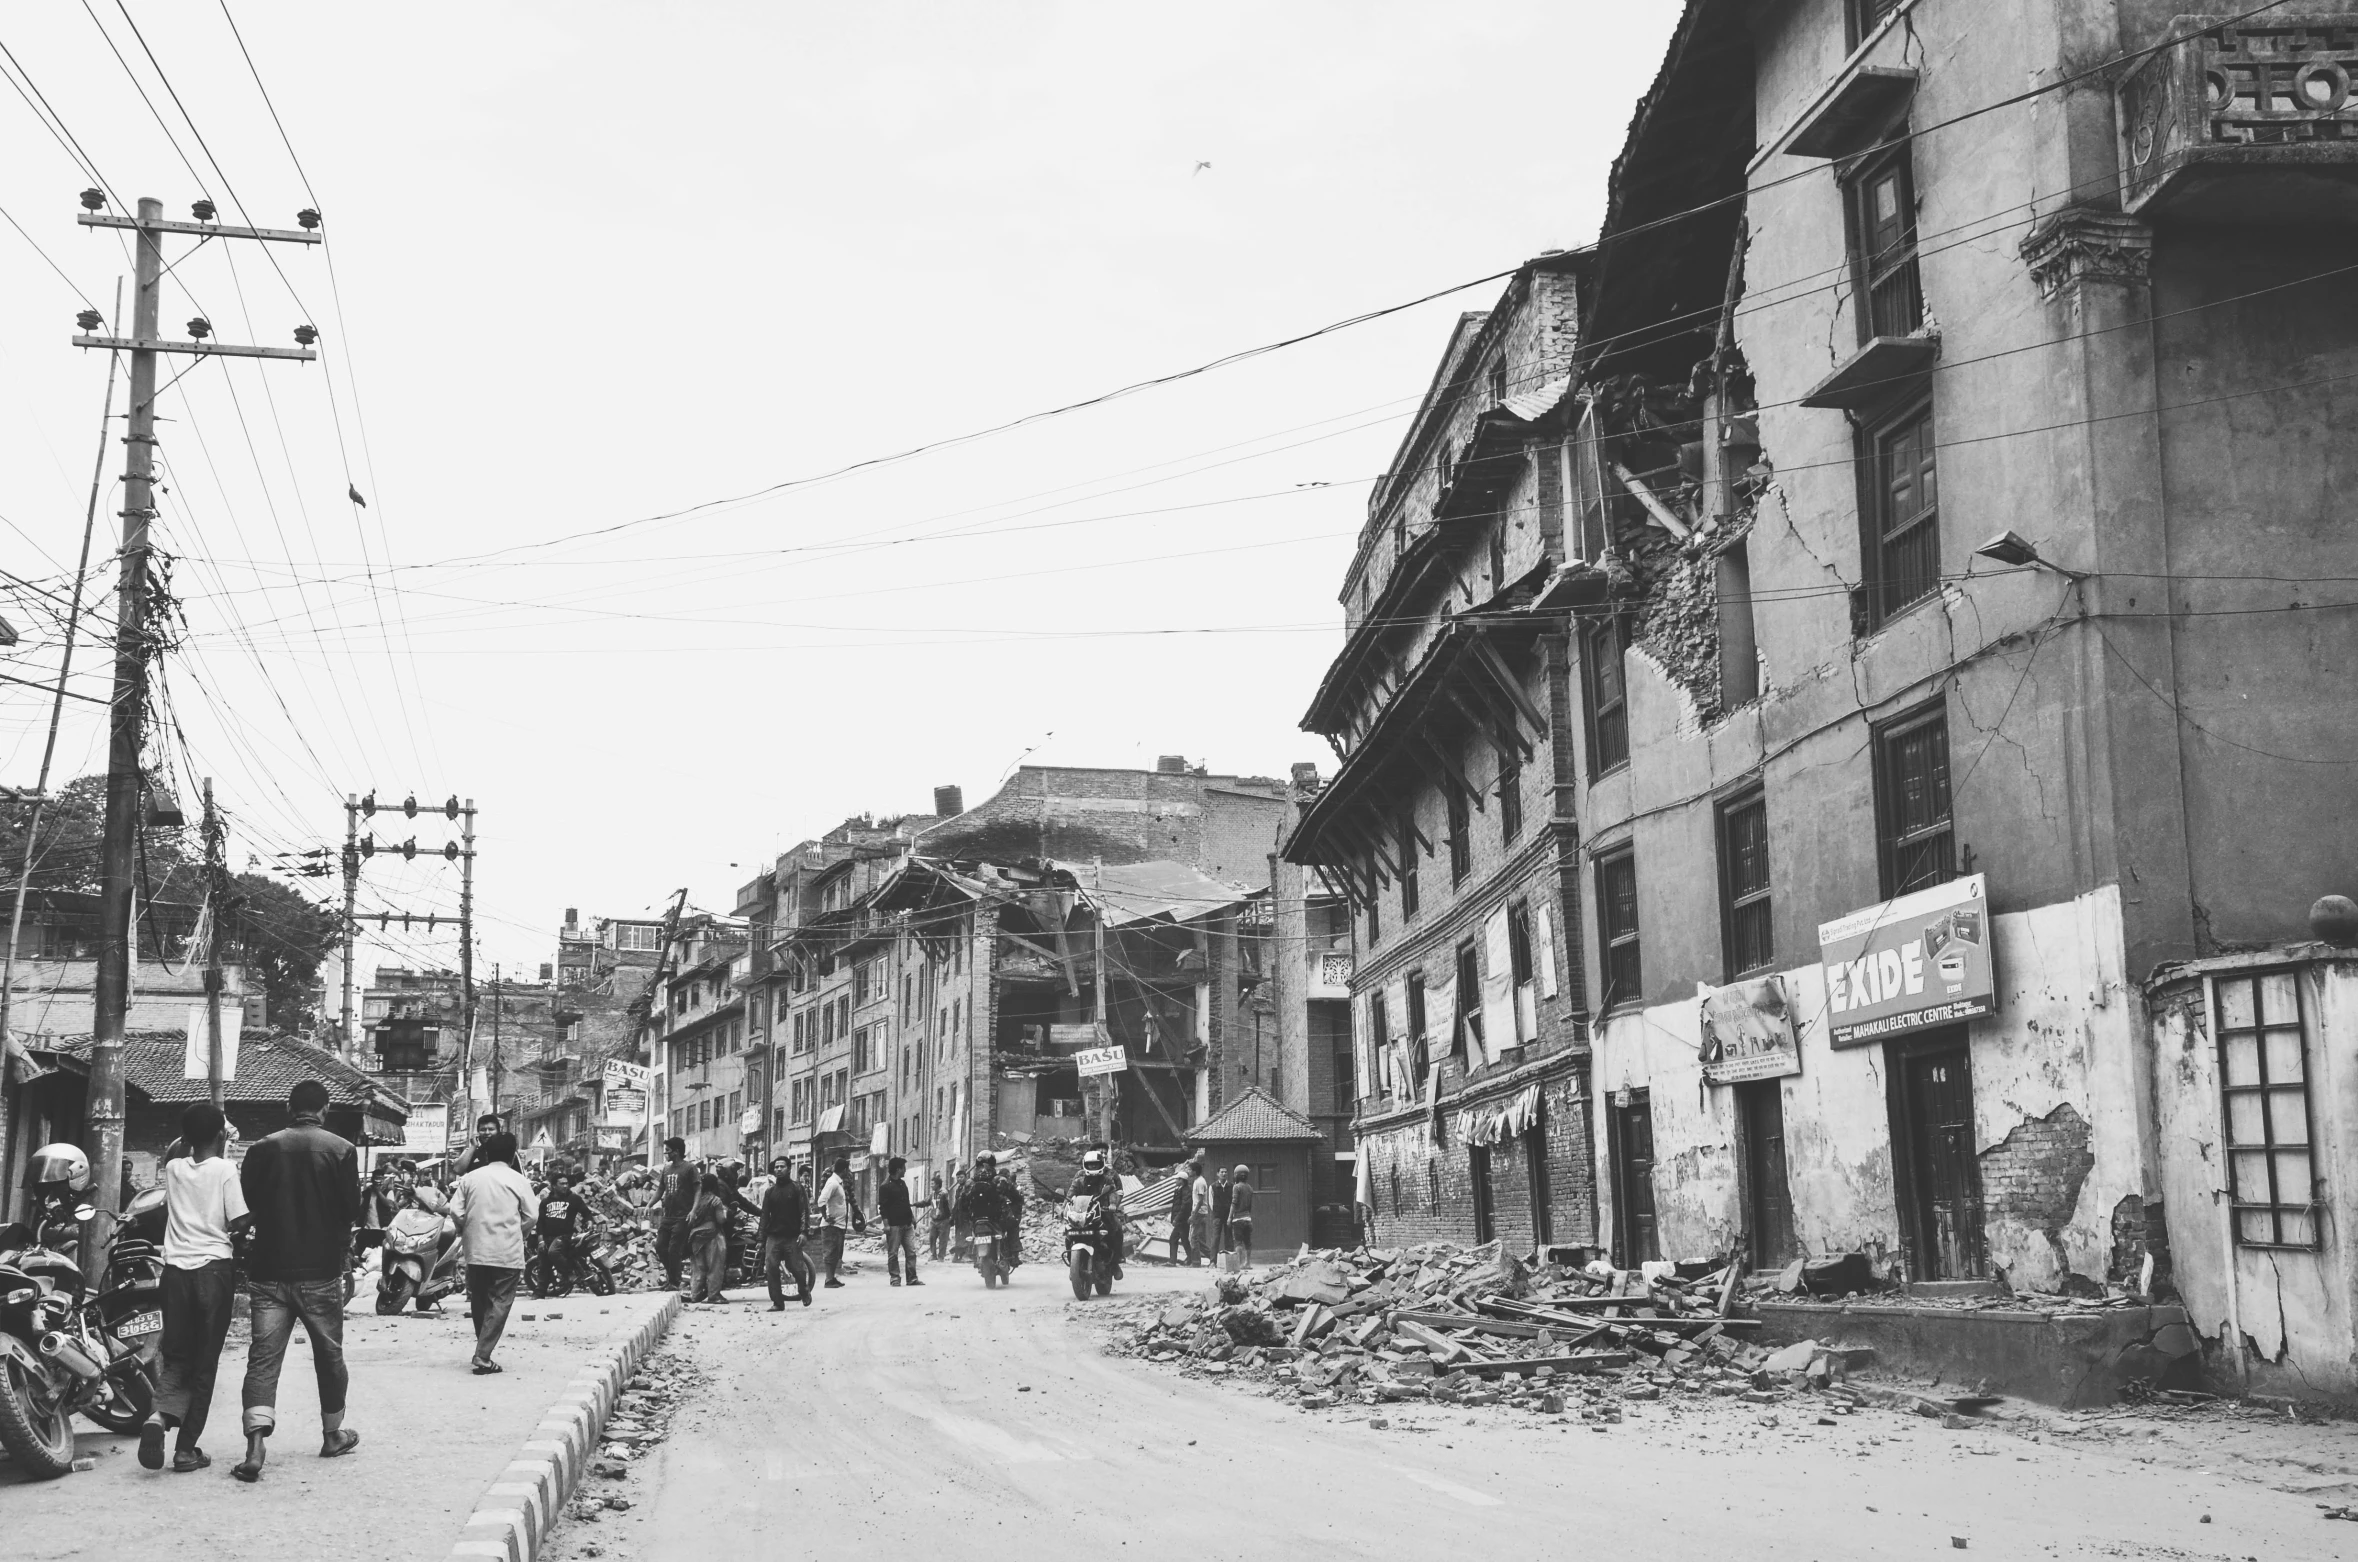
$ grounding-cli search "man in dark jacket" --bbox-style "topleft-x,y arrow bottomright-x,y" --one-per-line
878,1158 -> 921,1286
759,1156 -> 813,1310
234,1079 -> 361,1483
653,1138 -> 697,1292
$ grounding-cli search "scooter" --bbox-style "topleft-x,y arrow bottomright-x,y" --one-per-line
76,1185 -> 167,1433
376,1201 -> 465,1315
526,1229 -> 616,1299
1062,1191 -> 1122,1301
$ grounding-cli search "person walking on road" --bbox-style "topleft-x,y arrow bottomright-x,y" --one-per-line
451,1132 -> 539,1373
1187,1153 -> 1214,1267
140,1101 -> 249,1473
1227,1164 -> 1256,1271
1210,1166 -> 1234,1263
687,1171 -> 733,1303
818,1155 -> 865,1287
234,1079 -> 362,1483
654,1138 -> 697,1293
879,1157 -> 922,1286
760,1156 -> 813,1310
928,1162 -> 955,1261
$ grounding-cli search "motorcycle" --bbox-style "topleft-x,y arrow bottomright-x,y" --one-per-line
75,1186 -> 167,1434
0,1197 -> 147,1477
375,1202 -> 465,1315
525,1230 -> 615,1299
1062,1191 -> 1121,1301
972,1227 -> 1015,1289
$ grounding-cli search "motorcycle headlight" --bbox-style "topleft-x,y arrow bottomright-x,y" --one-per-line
3,1287 -> 34,1307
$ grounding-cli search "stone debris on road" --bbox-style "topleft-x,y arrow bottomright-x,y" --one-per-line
542,1338 -> 710,1558
1094,1239 -> 1997,1427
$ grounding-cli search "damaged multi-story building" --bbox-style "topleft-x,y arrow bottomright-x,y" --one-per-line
1284,251 -> 1603,1257
1492,0 -> 2358,1401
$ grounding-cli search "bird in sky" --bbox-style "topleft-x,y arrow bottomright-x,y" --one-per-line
1193,161 -> 1212,176
348,484 -> 368,508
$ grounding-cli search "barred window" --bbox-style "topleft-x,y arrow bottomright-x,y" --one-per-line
2216,970 -> 2318,1248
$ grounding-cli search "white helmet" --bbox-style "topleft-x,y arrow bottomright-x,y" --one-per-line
26,1142 -> 90,1195
1081,1150 -> 1106,1174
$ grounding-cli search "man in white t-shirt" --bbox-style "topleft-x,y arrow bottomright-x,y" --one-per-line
141,1101 -> 251,1473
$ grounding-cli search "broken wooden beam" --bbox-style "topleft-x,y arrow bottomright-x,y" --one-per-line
1446,1351 -> 1636,1378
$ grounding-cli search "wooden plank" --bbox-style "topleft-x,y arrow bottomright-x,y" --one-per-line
1468,637 -> 1551,735
1414,733 -> 1485,813
1394,1309 -> 1542,1340
1447,1351 -> 1636,1378
1394,1319 -> 1472,1362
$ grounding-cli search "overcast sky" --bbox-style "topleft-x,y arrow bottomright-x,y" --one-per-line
0,1 -> 1684,981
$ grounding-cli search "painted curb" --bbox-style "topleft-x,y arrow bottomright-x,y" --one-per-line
441,1293 -> 683,1562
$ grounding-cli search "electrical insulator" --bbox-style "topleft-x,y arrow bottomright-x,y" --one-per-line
79,189 -> 105,213
191,199 -> 217,222
294,325 -> 317,346
295,208 -> 319,231
403,794 -> 418,819
442,841 -> 459,862
186,318 -> 211,341
357,836 -> 376,858
444,796 -> 459,820
76,309 -> 102,333
360,791 -> 377,817
400,838 -> 418,861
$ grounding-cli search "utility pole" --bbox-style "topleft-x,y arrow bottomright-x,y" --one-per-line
201,779 -> 226,1109
74,196 -> 317,1250
340,795 -> 360,1058
489,960 -> 501,1118
0,283 -> 118,1218
1092,856 -> 1112,1149
631,889 -> 690,1170
459,799 -> 476,1118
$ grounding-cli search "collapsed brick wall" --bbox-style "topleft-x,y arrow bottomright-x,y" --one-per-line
1355,1072 -> 1596,1252
1977,1100 -> 2096,1281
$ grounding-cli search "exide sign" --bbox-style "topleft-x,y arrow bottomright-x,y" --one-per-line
1818,873 -> 1995,1048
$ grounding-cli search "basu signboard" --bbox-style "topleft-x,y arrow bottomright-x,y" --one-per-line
1819,873 -> 1994,1048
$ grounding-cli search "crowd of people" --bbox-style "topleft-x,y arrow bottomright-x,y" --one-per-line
121,1083 -> 1144,1479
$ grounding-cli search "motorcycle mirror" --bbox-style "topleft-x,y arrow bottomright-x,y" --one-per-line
73,1204 -> 96,1222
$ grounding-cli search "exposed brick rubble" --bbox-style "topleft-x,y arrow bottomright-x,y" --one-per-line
1097,1241 -> 1908,1421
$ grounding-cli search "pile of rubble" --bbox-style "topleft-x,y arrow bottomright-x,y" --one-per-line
1103,1241 -> 1901,1419
563,1340 -> 708,1552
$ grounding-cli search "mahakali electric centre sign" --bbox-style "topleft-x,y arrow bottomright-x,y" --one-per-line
1818,873 -> 1995,1048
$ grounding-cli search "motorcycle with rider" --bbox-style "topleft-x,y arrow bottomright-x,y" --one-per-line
956,1151 -> 1021,1288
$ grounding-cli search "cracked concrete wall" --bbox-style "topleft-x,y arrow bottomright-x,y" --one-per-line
1588,885 -> 2138,1291
2152,959 -> 2358,1401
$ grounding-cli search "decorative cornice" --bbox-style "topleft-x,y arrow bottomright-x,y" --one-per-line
2020,207 -> 2153,300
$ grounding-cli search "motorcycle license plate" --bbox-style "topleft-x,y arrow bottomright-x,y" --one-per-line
118,1310 -> 162,1339
589,1248 -> 611,1263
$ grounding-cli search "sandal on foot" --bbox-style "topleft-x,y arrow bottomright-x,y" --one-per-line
471,1361 -> 503,1376
231,1461 -> 263,1483
172,1448 -> 211,1473
320,1428 -> 361,1458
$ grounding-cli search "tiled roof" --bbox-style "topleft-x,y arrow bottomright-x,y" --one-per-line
48,1031 -> 405,1116
1185,1085 -> 1321,1144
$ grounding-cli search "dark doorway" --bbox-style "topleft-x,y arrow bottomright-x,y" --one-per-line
1469,1146 -> 1495,1244
1608,1090 -> 1659,1264
1736,1080 -> 1798,1270
1524,1122 -> 1554,1247
1887,1033 -> 1987,1279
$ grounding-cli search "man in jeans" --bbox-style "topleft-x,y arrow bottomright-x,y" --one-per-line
879,1157 -> 922,1286
759,1156 -> 813,1310
653,1138 -> 697,1293
235,1079 -> 361,1482
817,1154 -> 864,1287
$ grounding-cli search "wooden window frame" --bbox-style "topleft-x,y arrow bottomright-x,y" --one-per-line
1446,786 -> 1472,886
1871,699 -> 1956,899
1398,809 -> 1421,921
1596,848 -> 1642,1011
1717,788 -> 1774,980
2214,970 -> 2322,1250
1497,750 -> 1523,844
1856,394 -> 1940,630
1583,614 -> 1630,778
1843,133 -> 1922,344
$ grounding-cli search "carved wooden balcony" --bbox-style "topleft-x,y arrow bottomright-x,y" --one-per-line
2119,15 -> 2358,222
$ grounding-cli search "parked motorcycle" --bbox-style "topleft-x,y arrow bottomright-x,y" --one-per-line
525,1231 -> 615,1299
76,1184 -> 167,1434
375,1202 -> 464,1315
0,1194 -> 147,1477
1062,1191 -> 1121,1301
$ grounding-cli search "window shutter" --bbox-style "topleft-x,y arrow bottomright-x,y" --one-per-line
1482,906 -> 1517,1065
1535,901 -> 1558,999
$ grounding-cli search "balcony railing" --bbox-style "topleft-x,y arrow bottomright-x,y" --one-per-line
2120,17 -> 2358,219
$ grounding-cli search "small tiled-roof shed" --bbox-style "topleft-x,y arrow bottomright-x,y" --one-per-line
1186,1086 -> 1321,1257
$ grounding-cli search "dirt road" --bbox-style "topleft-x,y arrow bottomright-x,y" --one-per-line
562,1266 -> 2347,1562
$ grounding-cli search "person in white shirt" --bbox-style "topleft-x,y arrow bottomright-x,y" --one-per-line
448,1133 -> 539,1374
817,1155 -> 865,1288
140,1101 -> 250,1473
